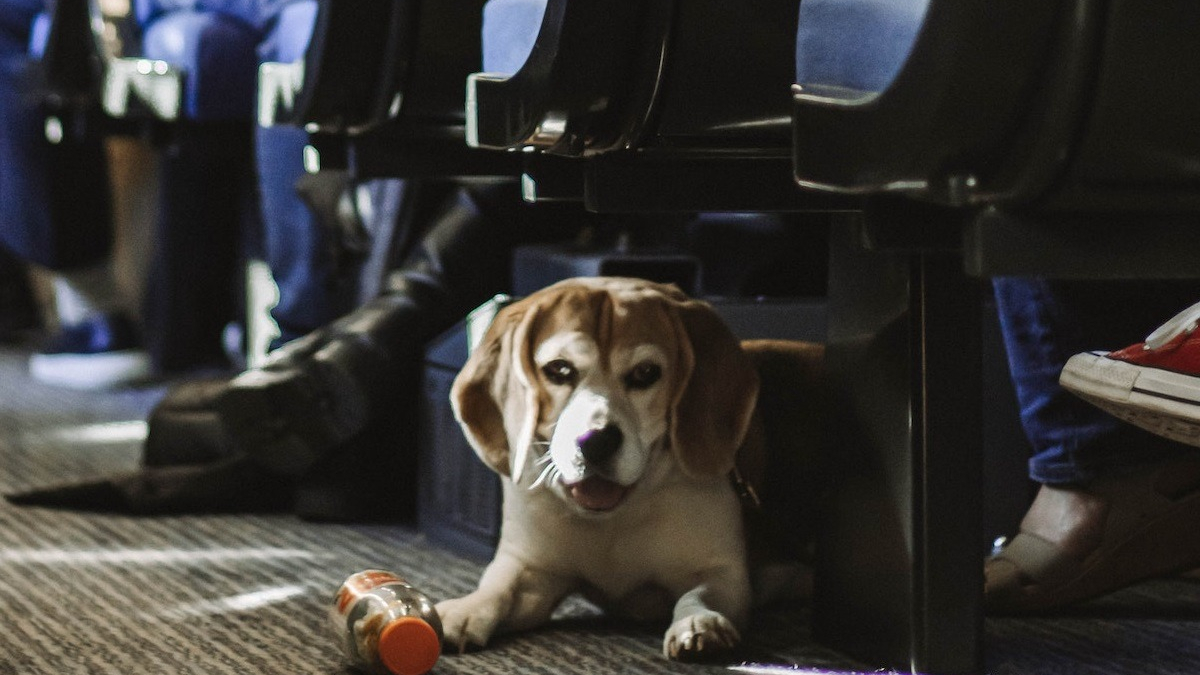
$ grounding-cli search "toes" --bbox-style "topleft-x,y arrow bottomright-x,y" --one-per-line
435,597 -> 501,654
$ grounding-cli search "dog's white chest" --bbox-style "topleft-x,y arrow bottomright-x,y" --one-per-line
504,477 -> 746,604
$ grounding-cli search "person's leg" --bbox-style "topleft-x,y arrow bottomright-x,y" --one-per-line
216,180 -> 535,475
255,125 -> 358,345
1,15 -> 149,388
0,19 -> 111,270
142,123 -> 252,374
988,277 -> 1200,612
140,179 -> 583,520
0,247 -> 39,342
993,277 -> 1196,485
50,263 -> 123,324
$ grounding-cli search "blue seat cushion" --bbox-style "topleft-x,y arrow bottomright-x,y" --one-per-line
140,8 -> 258,120
256,0 -> 316,63
136,0 -> 260,30
481,0 -> 547,76
795,0 -> 929,95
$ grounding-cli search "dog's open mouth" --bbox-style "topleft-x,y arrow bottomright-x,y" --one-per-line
566,476 -> 629,512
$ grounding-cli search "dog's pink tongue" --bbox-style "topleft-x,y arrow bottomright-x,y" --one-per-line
569,477 -> 626,511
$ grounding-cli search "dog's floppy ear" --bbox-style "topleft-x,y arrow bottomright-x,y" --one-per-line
669,299 -> 760,478
450,299 -> 542,480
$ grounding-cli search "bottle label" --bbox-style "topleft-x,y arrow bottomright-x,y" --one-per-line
334,570 -> 406,615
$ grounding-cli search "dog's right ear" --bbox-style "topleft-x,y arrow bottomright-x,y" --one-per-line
450,299 -> 541,479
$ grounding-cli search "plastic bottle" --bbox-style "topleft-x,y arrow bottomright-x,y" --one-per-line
332,570 -> 443,675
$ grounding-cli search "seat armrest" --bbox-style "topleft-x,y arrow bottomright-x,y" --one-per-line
258,59 -> 305,127
256,0 -> 317,127
106,6 -> 258,121
103,56 -> 183,119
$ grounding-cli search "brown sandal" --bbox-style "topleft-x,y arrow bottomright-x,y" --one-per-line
986,458 -> 1200,614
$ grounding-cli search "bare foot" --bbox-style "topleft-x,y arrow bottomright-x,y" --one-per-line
1017,483 -> 1109,559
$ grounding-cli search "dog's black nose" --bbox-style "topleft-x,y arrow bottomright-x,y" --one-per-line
577,424 -> 623,464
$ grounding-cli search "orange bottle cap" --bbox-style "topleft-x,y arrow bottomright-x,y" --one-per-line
378,616 -> 441,675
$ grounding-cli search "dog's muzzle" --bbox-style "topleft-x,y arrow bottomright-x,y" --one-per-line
566,424 -> 629,511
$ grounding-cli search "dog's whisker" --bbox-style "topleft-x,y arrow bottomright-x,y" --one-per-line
528,461 -> 557,491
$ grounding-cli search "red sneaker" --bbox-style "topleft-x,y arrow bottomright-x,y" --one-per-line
1060,301 -> 1200,447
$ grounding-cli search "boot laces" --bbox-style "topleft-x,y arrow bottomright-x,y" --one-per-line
1145,300 -> 1200,350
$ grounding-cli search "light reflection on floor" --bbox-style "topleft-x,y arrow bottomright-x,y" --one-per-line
0,547 -> 328,565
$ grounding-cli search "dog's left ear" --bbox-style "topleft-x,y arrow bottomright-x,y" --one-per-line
669,299 -> 760,478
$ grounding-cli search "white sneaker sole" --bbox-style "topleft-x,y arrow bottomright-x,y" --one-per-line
29,350 -> 153,390
1060,351 -> 1200,447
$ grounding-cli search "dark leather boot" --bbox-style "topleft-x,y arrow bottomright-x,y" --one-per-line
212,181 -> 526,477
112,181 -> 578,518
214,293 -> 422,476
143,375 -> 238,467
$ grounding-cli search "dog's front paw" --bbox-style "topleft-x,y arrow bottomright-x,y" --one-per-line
663,610 -> 741,661
435,594 -> 504,654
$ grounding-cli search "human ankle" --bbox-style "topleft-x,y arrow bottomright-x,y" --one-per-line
1021,483 -> 1109,558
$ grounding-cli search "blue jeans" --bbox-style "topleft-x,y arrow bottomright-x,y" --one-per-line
993,277 -> 1200,485
0,3 -> 113,271
254,124 -> 357,344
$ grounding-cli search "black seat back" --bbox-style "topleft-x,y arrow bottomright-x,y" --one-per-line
792,0 -> 1200,213
294,0 -> 513,178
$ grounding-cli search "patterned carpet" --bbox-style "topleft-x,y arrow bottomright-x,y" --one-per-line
0,343 -> 853,675
4,341 -> 1200,675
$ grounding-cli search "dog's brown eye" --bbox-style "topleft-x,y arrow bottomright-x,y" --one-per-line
625,362 -> 662,390
542,359 -> 577,385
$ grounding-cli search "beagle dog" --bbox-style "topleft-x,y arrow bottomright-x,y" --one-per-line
436,277 -> 823,660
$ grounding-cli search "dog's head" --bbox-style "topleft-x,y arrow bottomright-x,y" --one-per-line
451,277 -> 759,515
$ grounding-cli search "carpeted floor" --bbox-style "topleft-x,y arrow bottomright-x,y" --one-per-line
4,341 -> 1200,675
0,342 -> 854,675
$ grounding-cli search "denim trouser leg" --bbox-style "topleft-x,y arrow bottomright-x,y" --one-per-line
142,123 -> 251,373
255,124 -> 356,344
0,29 -> 112,271
993,277 -> 1200,485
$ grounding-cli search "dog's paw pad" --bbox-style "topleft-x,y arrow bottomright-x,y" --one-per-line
663,610 -> 741,661
435,596 -> 502,654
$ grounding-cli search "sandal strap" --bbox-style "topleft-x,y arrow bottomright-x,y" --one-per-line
991,532 -> 1083,587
